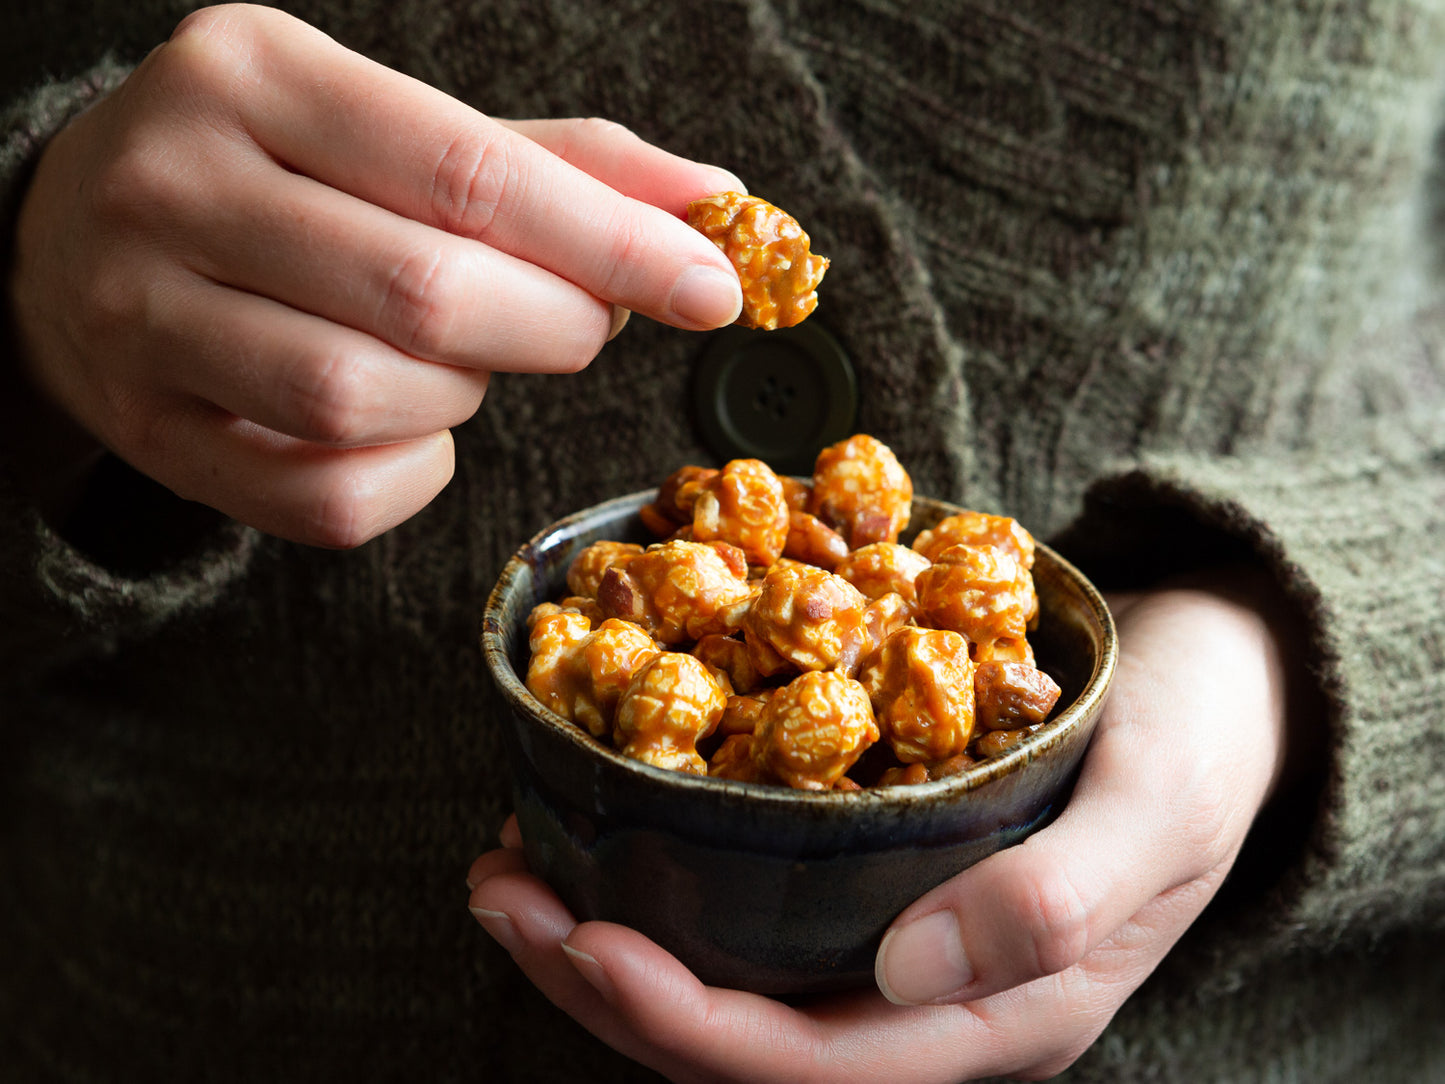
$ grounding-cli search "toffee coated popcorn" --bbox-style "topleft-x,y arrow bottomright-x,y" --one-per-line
687,191 -> 829,330
523,434 -> 1066,788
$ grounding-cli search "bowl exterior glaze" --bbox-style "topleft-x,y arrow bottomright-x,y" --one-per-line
482,492 -> 1116,995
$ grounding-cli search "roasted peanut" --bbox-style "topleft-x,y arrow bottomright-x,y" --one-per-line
687,192 -> 829,330
614,652 -> 728,775
809,434 -> 913,547
752,671 -> 879,790
781,510 -> 850,570
859,626 -> 976,763
974,660 -> 1061,731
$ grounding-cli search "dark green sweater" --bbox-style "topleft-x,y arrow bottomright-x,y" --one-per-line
3,2 -> 1443,1081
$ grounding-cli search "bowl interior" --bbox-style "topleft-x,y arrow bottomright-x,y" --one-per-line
482,491 -> 1116,810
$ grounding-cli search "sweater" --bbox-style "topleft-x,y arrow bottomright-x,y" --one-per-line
2,1 -> 1443,1081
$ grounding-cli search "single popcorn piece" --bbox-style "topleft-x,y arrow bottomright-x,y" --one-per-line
692,633 -> 762,695
614,652 -> 728,775
597,538 -> 755,645
912,511 -> 1035,568
687,191 -> 829,330
742,561 -> 869,677
690,458 -> 791,567
525,614 -> 661,737
914,543 -> 1033,648
859,626 -> 976,764
566,540 -> 645,599
752,671 -> 879,790
834,542 -> 931,603
809,434 -> 913,548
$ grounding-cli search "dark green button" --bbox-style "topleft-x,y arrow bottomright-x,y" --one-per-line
690,322 -> 857,476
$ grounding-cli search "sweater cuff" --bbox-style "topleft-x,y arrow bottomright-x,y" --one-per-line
1,58 -> 262,674
1059,443 -> 1445,975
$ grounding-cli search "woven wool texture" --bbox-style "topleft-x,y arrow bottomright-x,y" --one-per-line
2,2 -> 1444,1082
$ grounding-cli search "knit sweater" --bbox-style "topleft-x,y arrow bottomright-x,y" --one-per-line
2,2 -> 1443,1081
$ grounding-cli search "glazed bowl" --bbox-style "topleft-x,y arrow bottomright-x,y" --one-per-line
481,491 -> 1116,995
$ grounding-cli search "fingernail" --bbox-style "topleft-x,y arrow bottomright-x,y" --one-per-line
875,910 -> 973,1005
562,941 -> 616,1001
702,166 -> 747,195
470,906 -> 522,954
670,265 -> 741,328
607,304 -> 632,341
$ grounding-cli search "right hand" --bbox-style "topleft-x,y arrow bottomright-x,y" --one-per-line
7,3 -> 744,546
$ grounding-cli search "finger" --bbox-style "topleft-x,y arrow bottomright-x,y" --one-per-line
181,166 -> 618,372
875,592 -> 1285,1006
166,8 -> 742,328
123,405 -> 454,547
153,275 -> 488,446
467,869 -> 647,1062
497,117 -> 745,214
465,847 -> 529,891
497,814 -> 524,849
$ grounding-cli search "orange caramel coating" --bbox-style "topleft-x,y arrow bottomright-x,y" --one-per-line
742,561 -> 869,677
686,192 -> 829,330
525,614 -> 661,737
834,542 -> 931,602
566,540 -> 645,599
859,626 -> 976,764
690,458 -> 791,568
598,538 -> 755,645
808,434 -> 913,548
914,543 -> 1033,647
752,671 -> 879,790
973,660 -> 1062,732
614,652 -> 728,775
912,511 -> 1035,568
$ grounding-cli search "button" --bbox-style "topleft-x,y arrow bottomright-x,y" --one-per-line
690,321 -> 857,476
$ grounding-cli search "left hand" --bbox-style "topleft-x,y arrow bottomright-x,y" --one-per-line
467,574 -> 1306,1082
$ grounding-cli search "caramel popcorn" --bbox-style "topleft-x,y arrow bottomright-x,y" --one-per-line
598,538 -> 754,645
690,458 -> 791,567
751,671 -> 879,790
809,434 -> 913,548
614,652 -> 728,775
521,434 -> 1064,790
687,192 -> 829,330
859,627 -> 976,763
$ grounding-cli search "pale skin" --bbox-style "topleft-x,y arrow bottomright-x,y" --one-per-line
5,4 -> 744,546
6,5 -> 1312,1080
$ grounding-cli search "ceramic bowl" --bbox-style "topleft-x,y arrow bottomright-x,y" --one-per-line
481,491 -> 1116,995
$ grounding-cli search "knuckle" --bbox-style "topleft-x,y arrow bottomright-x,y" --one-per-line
1014,868 -> 1092,978
380,248 -> 457,357
430,130 -> 514,237
290,352 -> 373,446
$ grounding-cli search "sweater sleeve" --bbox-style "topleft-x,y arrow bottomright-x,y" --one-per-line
1,60 -> 261,680
1058,415 -> 1445,976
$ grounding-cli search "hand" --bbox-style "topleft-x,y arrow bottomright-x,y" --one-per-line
6,3 -> 743,546
467,572 -> 1304,1082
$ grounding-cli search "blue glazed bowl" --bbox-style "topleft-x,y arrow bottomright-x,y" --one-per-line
481,491 -> 1116,995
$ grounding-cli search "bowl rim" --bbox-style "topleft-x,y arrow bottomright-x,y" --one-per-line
482,489 -> 1117,810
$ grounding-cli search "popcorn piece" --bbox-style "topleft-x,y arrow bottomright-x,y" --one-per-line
687,191 -> 829,330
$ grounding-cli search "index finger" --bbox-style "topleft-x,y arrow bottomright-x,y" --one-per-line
167,6 -> 743,328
